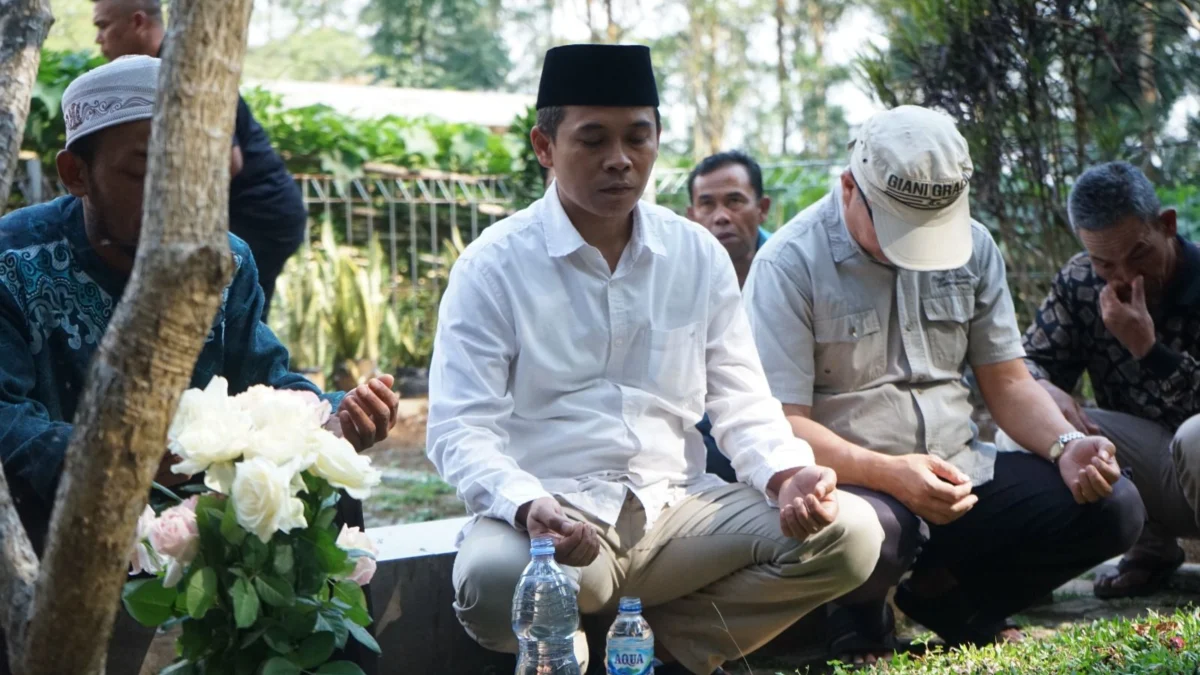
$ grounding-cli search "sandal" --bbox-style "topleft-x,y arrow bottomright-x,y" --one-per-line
1093,547 -> 1186,599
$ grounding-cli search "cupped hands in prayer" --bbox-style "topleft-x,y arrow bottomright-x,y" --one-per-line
328,374 -> 402,452
518,496 -> 601,567
776,465 -> 840,539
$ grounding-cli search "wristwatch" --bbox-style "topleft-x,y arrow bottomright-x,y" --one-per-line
1048,431 -> 1086,463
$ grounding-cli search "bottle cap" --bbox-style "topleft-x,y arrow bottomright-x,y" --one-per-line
618,597 -> 642,613
529,536 -> 555,556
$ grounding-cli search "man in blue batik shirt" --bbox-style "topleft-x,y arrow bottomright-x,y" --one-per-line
3,53 -> 405,552
0,53 -> 399,675
686,151 -> 773,481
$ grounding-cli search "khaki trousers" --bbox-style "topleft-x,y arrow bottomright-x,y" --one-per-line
998,409 -> 1200,542
453,483 -> 883,674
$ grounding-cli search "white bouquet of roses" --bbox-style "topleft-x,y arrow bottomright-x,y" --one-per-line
123,377 -> 383,675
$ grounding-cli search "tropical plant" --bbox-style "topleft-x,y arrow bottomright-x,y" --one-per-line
242,87 -> 522,178
270,219 -> 465,381
21,49 -> 107,169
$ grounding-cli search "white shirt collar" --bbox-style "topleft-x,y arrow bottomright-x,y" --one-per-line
540,182 -> 666,260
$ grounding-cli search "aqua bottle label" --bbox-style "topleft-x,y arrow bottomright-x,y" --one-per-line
606,638 -> 654,675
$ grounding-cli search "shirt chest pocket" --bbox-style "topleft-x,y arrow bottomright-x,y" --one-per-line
634,322 -> 705,405
922,293 -> 975,370
813,309 -> 884,390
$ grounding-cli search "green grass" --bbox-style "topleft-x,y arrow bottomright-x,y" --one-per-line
804,609 -> 1200,674
363,474 -> 464,526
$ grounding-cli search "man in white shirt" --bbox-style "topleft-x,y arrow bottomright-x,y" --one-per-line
426,44 -> 884,675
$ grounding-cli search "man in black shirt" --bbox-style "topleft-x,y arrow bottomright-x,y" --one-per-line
92,0 -> 308,316
1016,161 -> 1200,598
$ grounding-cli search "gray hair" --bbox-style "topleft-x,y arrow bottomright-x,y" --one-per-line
1068,161 -> 1161,232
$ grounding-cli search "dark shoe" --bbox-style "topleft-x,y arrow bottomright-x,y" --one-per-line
1093,546 -> 1186,599
894,581 -> 1019,648
827,601 -> 913,668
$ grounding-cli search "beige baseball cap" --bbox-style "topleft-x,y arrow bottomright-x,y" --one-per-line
848,105 -> 974,271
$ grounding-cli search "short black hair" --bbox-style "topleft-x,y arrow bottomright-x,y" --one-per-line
535,105 -> 662,141
92,0 -> 163,22
687,151 -> 764,202
68,133 -> 100,166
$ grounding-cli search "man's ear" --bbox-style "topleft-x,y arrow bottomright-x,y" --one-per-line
56,150 -> 89,198
758,195 -> 772,223
531,125 -> 554,171
839,170 -> 855,209
686,205 -> 697,222
1160,209 -> 1178,238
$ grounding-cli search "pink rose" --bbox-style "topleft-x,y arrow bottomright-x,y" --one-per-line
129,506 -> 163,576
335,525 -> 378,586
149,501 -> 200,563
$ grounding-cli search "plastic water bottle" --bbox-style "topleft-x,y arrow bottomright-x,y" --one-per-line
512,536 -> 582,675
605,597 -> 655,675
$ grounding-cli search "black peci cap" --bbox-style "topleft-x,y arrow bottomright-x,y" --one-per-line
536,44 -> 660,109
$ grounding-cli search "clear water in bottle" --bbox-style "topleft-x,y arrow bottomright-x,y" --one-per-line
605,597 -> 655,675
512,536 -> 581,675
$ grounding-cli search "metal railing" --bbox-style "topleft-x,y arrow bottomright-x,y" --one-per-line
8,159 -> 517,295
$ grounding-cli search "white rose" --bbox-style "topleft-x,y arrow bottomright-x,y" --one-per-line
235,385 -> 331,432
169,377 -> 254,475
232,457 -> 309,543
309,433 -> 381,500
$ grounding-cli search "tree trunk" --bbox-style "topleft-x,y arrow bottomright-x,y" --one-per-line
14,0 -> 253,672
0,0 -> 53,210
776,0 -> 789,155
1136,0 -> 1158,169
807,0 -> 829,158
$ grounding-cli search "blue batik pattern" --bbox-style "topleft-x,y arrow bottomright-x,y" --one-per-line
0,240 -> 114,355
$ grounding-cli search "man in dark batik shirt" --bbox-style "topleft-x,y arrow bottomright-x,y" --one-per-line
1015,161 -> 1200,598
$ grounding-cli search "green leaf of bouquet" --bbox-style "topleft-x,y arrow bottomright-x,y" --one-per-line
261,657 -> 301,675
315,663 -> 366,675
316,611 -> 349,648
281,606 -> 318,638
314,506 -> 337,531
319,490 -> 340,510
122,578 -> 177,627
159,661 -> 198,675
179,620 -> 213,660
220,498 -> 247,546
186,567 -> 217,619
272,543 -> 295,576
310,528 -> 348,574
263,626 -> 294,654
294,632 -> 337,669
346,622 -> 381,654
150,481 -> 185,504
240,625 -> 268,649
231,577 -> 260,628
244,535 -> 270,571
255,574 -> 296,608
332,581 -> 370,627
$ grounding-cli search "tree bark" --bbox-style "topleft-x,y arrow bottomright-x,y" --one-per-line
17,0 -> 253,672
807,0 -> 829,158
776,0 -> 790,155
0,0 -> 54,210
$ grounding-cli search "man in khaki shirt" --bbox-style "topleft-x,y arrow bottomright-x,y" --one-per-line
745,106 -> 1146,664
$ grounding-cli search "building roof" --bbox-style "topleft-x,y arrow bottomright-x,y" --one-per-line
246,79 -> 535,129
